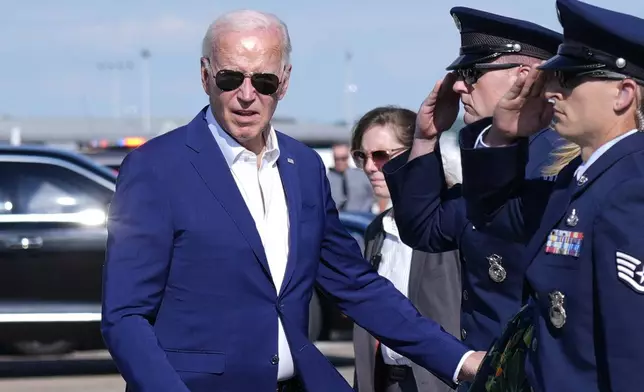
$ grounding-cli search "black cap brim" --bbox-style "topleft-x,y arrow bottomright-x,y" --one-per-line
445,53 -> 487,70
537,54 -> 592,71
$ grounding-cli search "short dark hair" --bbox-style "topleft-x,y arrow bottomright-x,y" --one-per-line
350,106 -> 416,153
493,54 -> 541,66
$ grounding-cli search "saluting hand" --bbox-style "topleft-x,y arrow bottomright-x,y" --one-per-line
488,65 -> 554,144
415,72 -> 461,140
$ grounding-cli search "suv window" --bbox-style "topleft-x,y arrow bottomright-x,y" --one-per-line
2,162 -> 112,215
0,165 -> 16,215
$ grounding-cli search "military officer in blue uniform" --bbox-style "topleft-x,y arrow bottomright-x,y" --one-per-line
382,6 -> 563,375
457,0 -> 644,390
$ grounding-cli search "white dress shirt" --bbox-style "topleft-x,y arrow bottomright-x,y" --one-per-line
206,107 -> 295,380
474,124 -> 494,148
378,210 -> 414,366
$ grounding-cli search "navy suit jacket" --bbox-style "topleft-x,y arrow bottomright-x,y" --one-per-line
382,126 -> 562,352
101,107 -> 470,392
458,119 -> 644,391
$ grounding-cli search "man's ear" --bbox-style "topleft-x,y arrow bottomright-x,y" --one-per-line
200,57 -> 211,94
518,64 -> 533,77
277,64 -> 292,100
615,79 -> 638,112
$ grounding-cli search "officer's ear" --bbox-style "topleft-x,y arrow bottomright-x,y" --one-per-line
518,64 -> 533,77
615,78 -> 638,113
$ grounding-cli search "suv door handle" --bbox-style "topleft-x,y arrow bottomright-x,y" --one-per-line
5,236 -> 44,249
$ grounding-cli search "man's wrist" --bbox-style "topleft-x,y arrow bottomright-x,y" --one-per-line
408,136 -> 438,161
484,125 -> 518,147
413,133 -> 439,142
453,350 -> 475,383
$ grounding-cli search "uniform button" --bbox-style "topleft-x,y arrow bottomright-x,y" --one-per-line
271,355 -> 279,365
461,329 -> 467,340
463,290 -> 469,301
532,338 -> 538,352
472,225 -> 476,231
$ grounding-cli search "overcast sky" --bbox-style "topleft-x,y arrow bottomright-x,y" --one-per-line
2,0 -> 642,123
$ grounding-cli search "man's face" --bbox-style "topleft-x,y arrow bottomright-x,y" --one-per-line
332,145 -> 350,172
201,28 -> 291,145
452,63 -> 524,124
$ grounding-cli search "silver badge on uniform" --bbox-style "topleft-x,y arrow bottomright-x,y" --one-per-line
566,209 -> 579,227
487,254 -> 507,283
549,291 -> 567,328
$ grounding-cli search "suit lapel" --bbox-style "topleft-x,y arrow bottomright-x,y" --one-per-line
364,213 -> 387,268
185,108 -> 271,281
407,251 -> 426,304
275,134 -> 301,294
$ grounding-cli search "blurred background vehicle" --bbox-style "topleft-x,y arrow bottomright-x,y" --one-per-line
0,144 -> 373,355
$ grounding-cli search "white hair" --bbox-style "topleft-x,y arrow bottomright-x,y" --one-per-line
439,132 -> 463,187
201,10 -> 292,67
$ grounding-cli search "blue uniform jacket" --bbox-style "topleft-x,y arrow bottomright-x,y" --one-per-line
382,127 -> 561,352
101,107 -> 470,392
459,118 -> 644,392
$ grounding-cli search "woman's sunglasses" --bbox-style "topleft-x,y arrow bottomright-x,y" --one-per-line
215,69 -> 281,95
351,147 -> 407,170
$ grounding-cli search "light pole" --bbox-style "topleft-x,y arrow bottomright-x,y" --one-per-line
140,49 -> 152,134
344,51 -> 357,132
97,61 -> 134,119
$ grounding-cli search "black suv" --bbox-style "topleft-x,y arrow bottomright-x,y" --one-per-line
0,145 -> 371,355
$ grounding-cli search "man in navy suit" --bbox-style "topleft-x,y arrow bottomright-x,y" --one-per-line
101,9 -> 483,392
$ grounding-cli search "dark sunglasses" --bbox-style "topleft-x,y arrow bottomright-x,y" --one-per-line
351,147 -> 407,170
215,69 -> 281,95
455,63 -> 522,85
554,70 -> 630,89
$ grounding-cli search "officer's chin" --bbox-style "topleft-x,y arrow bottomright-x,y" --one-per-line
550,116 -> 574,139
372,185 -> 390,199
462,111 -> 482,125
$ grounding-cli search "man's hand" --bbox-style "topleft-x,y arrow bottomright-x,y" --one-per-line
407,73 -> 460,161
485,64 -> 554,146
415,72 -> 460,140
457,351 -> 486,382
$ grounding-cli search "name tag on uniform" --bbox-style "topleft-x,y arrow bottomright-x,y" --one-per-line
545,229 -> 584,257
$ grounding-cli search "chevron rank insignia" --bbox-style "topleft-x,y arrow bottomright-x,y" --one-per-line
616,251 -> 644,294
